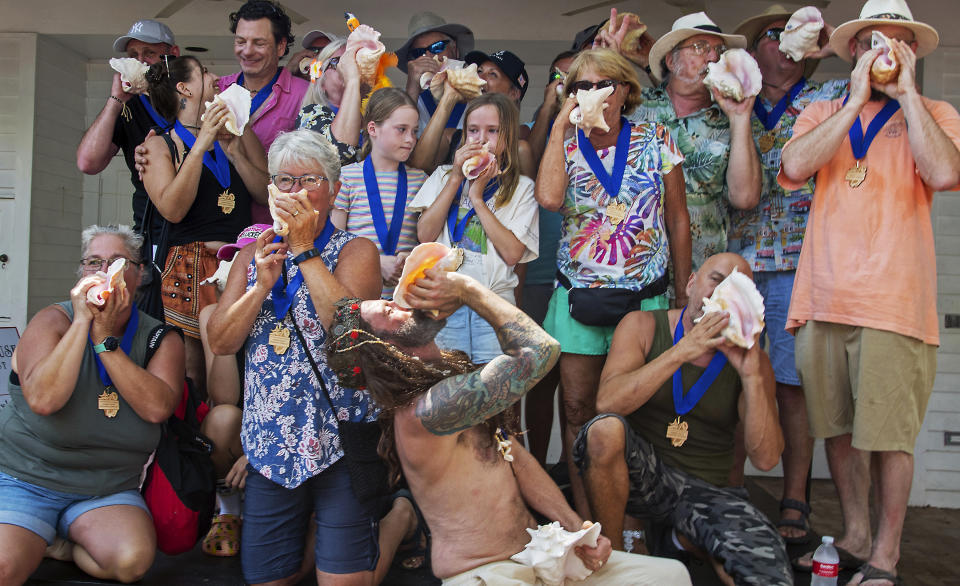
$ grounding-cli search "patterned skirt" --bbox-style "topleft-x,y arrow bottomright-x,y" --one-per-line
160,241 -> 220,338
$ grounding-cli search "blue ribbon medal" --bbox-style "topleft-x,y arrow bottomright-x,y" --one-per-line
753,78 -> 805,152
173,121 -> 236,214
89,304 -> 140,418
238,69 -> 282,117
668,307 -> 728,447
271,220 -> 335,320
577,118 -> 632,226
842,94 -> 900,188
446,178 -> 500,246
363,157 -> 408,256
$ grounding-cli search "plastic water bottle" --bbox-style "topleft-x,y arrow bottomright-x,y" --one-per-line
811,535 -> 840,586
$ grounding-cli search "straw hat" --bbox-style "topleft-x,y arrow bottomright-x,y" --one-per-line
735,4 -> 820,78
393,12 -> 474,74
649,12 -> 747,83
829,0 -> 938,62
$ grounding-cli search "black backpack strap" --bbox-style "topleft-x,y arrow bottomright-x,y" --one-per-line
157,128 -> 183,169
143,323 -> 184,367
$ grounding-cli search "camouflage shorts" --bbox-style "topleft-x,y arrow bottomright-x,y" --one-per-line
574,413 -> 792,586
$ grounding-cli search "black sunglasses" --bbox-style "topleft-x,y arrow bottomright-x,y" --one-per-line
567,79 -> 619,94
408,39 -> 451,61
760,28 -> 785,44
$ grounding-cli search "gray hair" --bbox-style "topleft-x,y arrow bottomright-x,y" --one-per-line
81,224 -> 143,262
268,129 -> 342,184
299,38 -> 347,111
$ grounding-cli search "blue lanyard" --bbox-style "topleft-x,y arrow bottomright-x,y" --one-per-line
138,95 -> 172,130
843,94 -> 901,160
420,90 -> 466,129
672,307 -> 728,416
239,69 -> 282,116
577,118 -> 631,200
363,157 -> 408,256
173,121 -> 231,189
271,220 -> 335,319
89,304 -> 140,387
446,179 -> 499,244
753,77 -> 806,131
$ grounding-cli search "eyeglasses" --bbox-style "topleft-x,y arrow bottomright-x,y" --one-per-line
80,257 -> 135,272
567,79 -> 619,93
324,56 -> 340,71
676,40 -> 727,57
408,39 -> 451,61
271,174 -> 329,191
760,28 -> 784,44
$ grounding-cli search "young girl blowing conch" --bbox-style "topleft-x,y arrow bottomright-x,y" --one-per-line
330,87 -> 427,298
410,93 -> 539,364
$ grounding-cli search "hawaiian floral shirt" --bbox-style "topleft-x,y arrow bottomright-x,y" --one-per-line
633,84 -> 732,270
728,78 -> 849,271
557,120 -> 683,290
296,104 -> 359,166
242,229 -> 376,489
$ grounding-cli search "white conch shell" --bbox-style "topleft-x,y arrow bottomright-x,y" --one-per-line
203,83 -> 251,136
394,242 -> 464,314
421,58 -> 485,102
462,143 -> 497,180
346,24 -> 385,86
779,6 -> 824,62
86,258 -> 127,305
109,57 -> 149,94
697,267 -> 765,349
510,521 -> 603,586
569,85 -> 614,135
703,49 -> 762,102
870,31 -> 900,84
267,184 -> 299,237
201,259 -> 233,292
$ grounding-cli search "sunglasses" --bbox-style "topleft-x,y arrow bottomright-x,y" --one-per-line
324,56 -> 340,71
408,39 -> 451,61
760,28 -> 785,44
567,79 -> 619,94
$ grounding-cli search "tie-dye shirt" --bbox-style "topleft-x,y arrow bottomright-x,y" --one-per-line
557,120 -> 683,290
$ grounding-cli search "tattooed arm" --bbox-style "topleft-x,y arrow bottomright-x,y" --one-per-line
404,272 -> 561,435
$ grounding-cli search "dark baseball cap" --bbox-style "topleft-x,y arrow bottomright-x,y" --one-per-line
464,50 -> 529,101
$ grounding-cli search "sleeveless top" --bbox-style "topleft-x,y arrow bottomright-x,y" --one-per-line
0,303 -> 164,495
625,310 -> 741,487
241,229 -> 378,489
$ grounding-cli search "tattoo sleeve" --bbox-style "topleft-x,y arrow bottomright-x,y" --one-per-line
415,311 -> 561,435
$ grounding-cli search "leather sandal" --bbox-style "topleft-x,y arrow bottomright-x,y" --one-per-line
778,498 -> 812,545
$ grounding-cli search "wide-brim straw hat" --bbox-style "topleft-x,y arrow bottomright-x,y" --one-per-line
649,12 -> 747,84
394,11 -> 474,74
829,0 -> 939,62
735,4 -> 820,78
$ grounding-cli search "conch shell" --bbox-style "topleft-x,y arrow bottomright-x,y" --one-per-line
86,258 -> 127,305
779,6 -> 824,62
267,184 -> 318,237
421,58 -> 485,102
462,143 -> 497,180
697,267 -> 765,349
203,83 -> 251,136
109,57 -> 149,94
569,85 -> 615,135
510,521 -> 603,586
346,24 -> 386,86
393,242 -> 464,314
200,259 -> 232,292
601,12 -> 648,56
870,31 -> 900,84
703,49 -> 762,102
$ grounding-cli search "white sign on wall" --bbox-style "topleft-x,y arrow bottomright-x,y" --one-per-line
0,327 -> 20,407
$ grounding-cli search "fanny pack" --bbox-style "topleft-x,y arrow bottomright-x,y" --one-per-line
557,271 -> 669,327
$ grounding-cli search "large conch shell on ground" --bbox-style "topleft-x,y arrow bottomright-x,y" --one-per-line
510,521 -> 603,586
109,58 -> 149,94
203,83 -> 251,136
569,85 -> 615,135
346,24 -> 386,86
393,242 -> 464,314
870,31 -> 901,84
779,6 -> 824,62
421,58 -> 485,102
462,143 -> 497,180
697,267 -> 765,349
703,49 -> 762,102
86,258 -> 127,305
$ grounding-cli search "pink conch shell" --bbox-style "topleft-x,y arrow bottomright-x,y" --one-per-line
569,85 -> 615,135
779,6 -> 824,62
345,24 -> 385,86
393,242 -> 464,315
421,58 -> 485,102
109,58 -> 149,94
203,83 -> 251,136
703,49 -> 762,102
697,267 -> 766,349
870,31 -> 900,84
462,143 -> 497,180
86,258 -> 127,305
510,521 -> 603,586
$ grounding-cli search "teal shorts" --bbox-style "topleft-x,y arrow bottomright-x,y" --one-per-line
543,286 -> 668,355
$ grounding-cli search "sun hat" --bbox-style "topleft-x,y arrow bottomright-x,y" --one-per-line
735,4 -> 820,78
829,0 -> 938,62
394,12 -> 474,74
648,12 -> 747,83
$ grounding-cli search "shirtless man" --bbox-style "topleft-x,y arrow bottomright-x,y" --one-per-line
326,270 -> 689,584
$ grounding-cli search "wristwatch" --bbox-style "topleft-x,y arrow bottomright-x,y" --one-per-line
292,247 -> 322,265
93,336 -> 120,354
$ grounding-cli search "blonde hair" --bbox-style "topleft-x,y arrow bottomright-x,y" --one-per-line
358,87 -> 419,161
299,38 -> 347,111
456,93 -> 521,208
563,49 -> 644,116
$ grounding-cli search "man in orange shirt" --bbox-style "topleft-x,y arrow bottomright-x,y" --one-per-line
779,1 -> 960,584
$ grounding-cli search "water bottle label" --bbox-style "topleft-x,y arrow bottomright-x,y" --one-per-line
813,561 -> 839,577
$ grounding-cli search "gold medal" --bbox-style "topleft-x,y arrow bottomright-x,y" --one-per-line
845,161 -> 867,188
605,201 -> 627,226
666,416 -> 689,447
758,132 -> 776,153
268,324 -> 291,355
98,388 -> 120,418
218,190 -> 236,214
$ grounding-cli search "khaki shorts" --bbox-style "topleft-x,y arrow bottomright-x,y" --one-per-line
794,320 -> 936,453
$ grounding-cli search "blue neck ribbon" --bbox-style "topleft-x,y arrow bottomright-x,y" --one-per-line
753,77 -> 806,131
271,220 -> 335,319
363,157 -> 408,256
576,117 -> 632,199
420,90 -> 466,129
173,121 -> 231,189
446,179 -> 500,245
89,304 -> 140,387
138,95 -> 172,130
672,307 -> 728,416
843,94 -> 901,160
239,68 -> 282,116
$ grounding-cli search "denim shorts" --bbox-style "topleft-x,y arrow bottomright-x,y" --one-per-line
754,271 -> 800,386
434,305 -> 502,364
0,470 -> 150,545
240,460 -> 380,583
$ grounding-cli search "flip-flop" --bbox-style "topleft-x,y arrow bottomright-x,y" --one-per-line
848,562 -> 902,585
792,544 -> 866,573
778,498 -> 812,545
390,489 -> 430,571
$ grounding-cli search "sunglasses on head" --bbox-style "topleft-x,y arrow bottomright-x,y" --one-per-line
408,39 -> 451,61
567,79 -> 619,94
